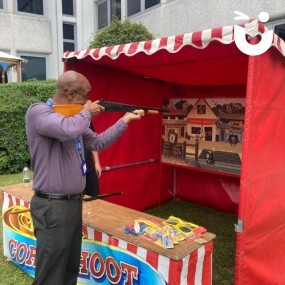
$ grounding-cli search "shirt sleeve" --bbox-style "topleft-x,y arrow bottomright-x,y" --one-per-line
83,118 -> 128,152
26,103 -> 91,141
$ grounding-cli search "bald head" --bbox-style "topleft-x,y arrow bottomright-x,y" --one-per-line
57,71 -> 90,92
53,71 -> 91,104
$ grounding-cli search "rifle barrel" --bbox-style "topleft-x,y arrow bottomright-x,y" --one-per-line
99,100 -> 170,114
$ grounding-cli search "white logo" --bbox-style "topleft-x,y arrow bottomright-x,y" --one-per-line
234,11 -> 273,56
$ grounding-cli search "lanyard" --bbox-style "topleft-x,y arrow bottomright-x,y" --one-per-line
46,99 -> 53,108
74,138 -> 83,160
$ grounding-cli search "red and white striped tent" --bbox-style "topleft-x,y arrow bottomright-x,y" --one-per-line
63,20 -> 285,285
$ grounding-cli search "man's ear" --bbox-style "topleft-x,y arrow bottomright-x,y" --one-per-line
65,89 -> 75,100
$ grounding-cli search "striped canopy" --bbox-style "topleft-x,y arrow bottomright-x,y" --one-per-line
63,20 -> 285,86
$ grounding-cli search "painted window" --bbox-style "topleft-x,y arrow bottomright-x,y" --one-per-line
191,127 -> 201,135
197,105 -> 206,115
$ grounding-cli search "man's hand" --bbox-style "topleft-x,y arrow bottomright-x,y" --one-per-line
122,110 -> 145,124
83,100 -> 105,117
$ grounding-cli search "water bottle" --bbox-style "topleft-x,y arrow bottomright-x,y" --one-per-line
23,167 -> 31,187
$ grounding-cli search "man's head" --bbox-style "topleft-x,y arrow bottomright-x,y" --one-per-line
54,71 -> 91,105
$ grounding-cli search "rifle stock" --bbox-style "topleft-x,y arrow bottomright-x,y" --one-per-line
99,100 -> 170,114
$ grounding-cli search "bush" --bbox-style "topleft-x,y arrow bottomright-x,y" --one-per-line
89,18 -> 154,48
0,80 -> 56,174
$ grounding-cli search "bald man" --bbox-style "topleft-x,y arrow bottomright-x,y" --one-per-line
25,71 -> 144,285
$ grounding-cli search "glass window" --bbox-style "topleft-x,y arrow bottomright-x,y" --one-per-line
127,0 -> 160,17
111,0 -> 121,20
145,0 -> 160,9
21,56 -> 46,81
63,23 -> 76,52
17,0 -> 43,15
98,1 -> 108,29
62,0 -> 74,16
274,24 -> 285,41
0,0 -> 4,9
63,23 -> 74,40
63,42 -> 75,52
97,0 -> 121,30
127,0 -> 140,17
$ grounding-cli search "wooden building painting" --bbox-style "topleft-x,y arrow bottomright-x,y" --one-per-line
162,98 -> 245,175
186,98 -> 218,142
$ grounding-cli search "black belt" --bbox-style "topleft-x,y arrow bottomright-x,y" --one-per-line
35,191 -> 83,201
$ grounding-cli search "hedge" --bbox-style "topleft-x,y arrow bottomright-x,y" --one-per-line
89,18 -> 154,48
0,80 -> 56,174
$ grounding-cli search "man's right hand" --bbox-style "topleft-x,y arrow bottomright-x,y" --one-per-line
122,110 -> 145,124
83,100 -> 105,117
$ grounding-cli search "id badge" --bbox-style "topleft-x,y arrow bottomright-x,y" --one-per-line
81,160 -> 87,175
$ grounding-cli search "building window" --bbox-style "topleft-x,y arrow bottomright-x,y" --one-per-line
17,0 -> 43,15
197,105 -> 206,114
98,1 -> 107,29
266,19 -> 285,42
63,23 -> 76,52
127,0 -> 140,16
21,56 -> 46,81
0,0 -> 4,9
274,24 -> 285,41
62,0 -> 74,16
145,0 -> 160,10
127,0 -> 160,17
97,0 -> 121,30
191,127 -> 201,135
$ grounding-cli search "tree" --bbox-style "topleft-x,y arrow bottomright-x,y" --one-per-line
88,18 -> 154,48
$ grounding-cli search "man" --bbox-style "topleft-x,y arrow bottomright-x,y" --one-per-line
25,70 -> 144,285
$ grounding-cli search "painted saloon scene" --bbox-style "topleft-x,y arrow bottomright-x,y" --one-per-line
162,98 -> 245,176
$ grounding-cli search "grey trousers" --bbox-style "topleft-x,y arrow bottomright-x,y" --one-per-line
30,195 -> 83,285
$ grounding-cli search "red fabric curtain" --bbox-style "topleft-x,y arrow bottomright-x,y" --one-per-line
235,48 -> 285,284
65,61 -> 174,210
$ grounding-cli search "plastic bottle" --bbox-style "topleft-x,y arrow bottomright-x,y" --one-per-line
23,167 -> 30,187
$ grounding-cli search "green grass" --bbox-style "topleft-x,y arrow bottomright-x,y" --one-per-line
0,173 -> 24,187
0,173 -> 236,285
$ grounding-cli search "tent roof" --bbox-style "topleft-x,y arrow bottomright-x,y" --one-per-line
63,20 -> 285,86
0,51 -> 26,63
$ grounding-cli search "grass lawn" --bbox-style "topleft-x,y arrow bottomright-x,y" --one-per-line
0,173 -> 24,187
0,173 -> 237,285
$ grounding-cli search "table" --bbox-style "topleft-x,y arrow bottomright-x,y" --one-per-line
1,183 -> 215,285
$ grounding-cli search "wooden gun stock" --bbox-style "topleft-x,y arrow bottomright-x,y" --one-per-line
99,100 -> 170,114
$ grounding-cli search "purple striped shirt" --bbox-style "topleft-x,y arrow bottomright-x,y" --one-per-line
25,102 -> 128,194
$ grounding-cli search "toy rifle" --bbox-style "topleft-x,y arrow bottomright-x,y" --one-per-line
82,191 -> 123,202
99,100 -> 170,114
52,101 -> 171,117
